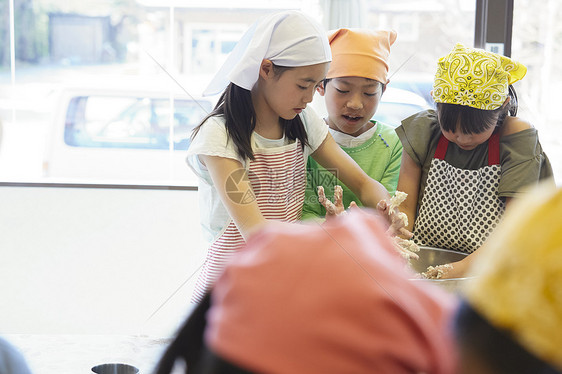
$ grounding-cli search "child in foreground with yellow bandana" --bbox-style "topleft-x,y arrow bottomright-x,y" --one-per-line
302,28 -> 403,219
454,183 -> 562,373
396,43 -> 554,278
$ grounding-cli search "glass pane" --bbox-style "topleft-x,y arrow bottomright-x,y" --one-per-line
308,1 -> 476,128
512,0 -> 562,184
0,1 -> 311,185
0,0 -> 480,185
365,0 -> 476,110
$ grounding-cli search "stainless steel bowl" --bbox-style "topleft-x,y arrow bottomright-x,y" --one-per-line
409,246 -> 474,293
92,363 -> 139,374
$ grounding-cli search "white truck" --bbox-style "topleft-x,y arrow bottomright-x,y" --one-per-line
43,84 -> 213,186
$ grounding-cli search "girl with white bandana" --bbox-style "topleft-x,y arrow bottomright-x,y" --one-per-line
187,11 -> 400,302
396,43 -> 554,279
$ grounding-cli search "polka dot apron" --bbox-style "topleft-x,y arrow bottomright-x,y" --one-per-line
413,133 -> 505,253
191,140 -> 307,303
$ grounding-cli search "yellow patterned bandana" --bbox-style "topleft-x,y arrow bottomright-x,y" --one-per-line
433,43 -> 527,110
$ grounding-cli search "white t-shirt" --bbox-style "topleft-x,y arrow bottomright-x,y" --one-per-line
186,106 -> 329,243
329,122 -> 377,148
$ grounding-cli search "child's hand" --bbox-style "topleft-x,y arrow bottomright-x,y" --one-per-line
423,257 -> 470,279
376,199 -> 413,238
389,210 -> 413,238
422,263 -> 454,279
392,237 -> 420,261
318,185 -> 357,218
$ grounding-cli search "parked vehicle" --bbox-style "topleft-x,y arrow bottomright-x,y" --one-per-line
43,85 -> 214,186
371,86 -> 432,126
43,83 -> 430,186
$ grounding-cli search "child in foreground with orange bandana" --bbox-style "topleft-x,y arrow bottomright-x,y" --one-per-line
302,28 -> 403,220
454,183 -> 562,373
153,209 -> 458,374
396,43 -> 554,278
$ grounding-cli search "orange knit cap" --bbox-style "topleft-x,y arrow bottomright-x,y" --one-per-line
326,28 -> 397,83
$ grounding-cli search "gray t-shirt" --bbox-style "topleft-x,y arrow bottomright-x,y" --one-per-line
396,109 -> 554,207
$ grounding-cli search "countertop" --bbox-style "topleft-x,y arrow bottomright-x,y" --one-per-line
4,334 -> 180,374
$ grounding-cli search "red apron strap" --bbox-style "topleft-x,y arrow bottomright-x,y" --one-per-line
434,134 -> 449,160
488,132 -> 500,165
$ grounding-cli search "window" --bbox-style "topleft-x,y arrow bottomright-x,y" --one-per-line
512,0 -> 562,183
364,0 -> 476,97
3,1 -> 559,185
1,1 -> 293,185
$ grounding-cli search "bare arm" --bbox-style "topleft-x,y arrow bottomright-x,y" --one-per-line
396,151 -> 421,233
200,155 -> 267,240
311,133 -> 391,209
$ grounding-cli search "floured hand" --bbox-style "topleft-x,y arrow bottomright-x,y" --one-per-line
422,257 -> 471,279
318,185 -> 357,218
422,263 -> 454,279
392,237 -> 420,260
377,196 -> 412,238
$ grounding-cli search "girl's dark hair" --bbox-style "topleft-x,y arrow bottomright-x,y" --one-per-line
454,301 -> 561,374
437,85 -> 519,134
191,63 -> 309,161
152,292 -> 253,374
153,293 -> 211,374
194,347 -> 253,374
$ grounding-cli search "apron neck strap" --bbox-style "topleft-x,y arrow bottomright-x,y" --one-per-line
434,134 -> 449,160
487,132 -> 500,165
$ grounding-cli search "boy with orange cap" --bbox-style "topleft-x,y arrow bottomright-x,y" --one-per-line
302,28 -> 402,219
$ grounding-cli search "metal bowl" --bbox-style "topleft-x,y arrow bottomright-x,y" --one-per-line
91,363 -> 139,374
409,246 -> 474,293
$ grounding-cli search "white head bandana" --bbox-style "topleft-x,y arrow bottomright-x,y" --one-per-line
203,10 -> 332,96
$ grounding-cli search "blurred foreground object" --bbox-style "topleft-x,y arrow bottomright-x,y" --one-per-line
0,337 -> 33,374
460,183 -> 562,373
204,209 -> 458,374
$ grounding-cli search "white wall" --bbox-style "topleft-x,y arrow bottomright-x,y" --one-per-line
0,185 -> 206,337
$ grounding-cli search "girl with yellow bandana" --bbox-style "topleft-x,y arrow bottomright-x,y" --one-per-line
395,43 -> 554,278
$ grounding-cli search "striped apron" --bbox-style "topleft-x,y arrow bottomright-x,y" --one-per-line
413,133 -> 505,253
191,140 -> 307,303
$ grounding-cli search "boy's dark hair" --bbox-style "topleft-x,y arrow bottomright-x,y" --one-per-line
191,63 -> 309,161
437,85 -> 519,134
323,77 -> 385,91
454,301 -> 560,374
